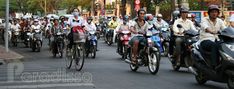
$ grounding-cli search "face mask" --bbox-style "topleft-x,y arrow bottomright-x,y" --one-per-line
87,20 -> 91,24
73,12 -> 79,16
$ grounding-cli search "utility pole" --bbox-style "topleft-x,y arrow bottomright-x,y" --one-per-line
5,0 -> 9,52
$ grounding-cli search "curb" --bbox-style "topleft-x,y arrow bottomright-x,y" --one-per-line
0,46 -> 24,64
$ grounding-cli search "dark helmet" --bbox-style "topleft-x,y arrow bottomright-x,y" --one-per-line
87,17 -> 93,20
123,15 -> 129,21
208,4 -> 220,14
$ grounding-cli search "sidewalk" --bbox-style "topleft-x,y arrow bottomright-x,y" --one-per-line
0,45 -> 24,64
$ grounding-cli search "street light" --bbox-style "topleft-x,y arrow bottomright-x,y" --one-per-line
5,0 -> 9,52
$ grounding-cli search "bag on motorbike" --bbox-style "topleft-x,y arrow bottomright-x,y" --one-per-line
72,26 -> 85,43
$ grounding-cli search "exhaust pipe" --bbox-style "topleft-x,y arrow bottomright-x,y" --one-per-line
188,66 -> 198,75
125,59 -> 131,64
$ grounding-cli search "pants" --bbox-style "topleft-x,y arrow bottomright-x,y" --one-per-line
173,37 -> 184,56
200,40 -> 220,66
169,35 -> 175,55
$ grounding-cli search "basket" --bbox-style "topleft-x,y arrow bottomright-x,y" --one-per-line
72,27 -> 86,43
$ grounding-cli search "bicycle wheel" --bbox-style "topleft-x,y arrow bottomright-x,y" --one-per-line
65,47 -> 73,69
75,43 -> 85,71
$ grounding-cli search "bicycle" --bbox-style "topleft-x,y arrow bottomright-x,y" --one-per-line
65,41 -> 85,71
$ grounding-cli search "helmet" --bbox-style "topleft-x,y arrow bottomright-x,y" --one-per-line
147,15 -> 154,21
124,15 -> 129,20
34,19 -> 39,22
88,17 -> 93,20
191,14 -> 196,18
180,7 -> 189,13
208,4 -> 220,14
229,14 -> 234,22
157,14 -> 162,18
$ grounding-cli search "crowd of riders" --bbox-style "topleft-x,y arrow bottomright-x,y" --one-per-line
0,4 -> 234,74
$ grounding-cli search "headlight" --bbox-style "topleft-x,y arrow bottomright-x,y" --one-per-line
226,44 -> 234,52
221,51 -> 234,61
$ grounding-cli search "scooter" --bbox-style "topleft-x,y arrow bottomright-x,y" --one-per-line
30,28 -> 42,52
189,27 -> 234,89
160,27 -> 170,56
86,30 -> 97,58
52,32 -> 64,58
169,24 -> 199,71
11,28 -> 20,47
117,30 -> 131,59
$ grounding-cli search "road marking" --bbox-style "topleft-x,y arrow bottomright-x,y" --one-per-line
1,83 -> 94,89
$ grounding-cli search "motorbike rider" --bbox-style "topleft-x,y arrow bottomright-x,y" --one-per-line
116,15 -> 131,54
172,7 -> 197,65
108,16 -> 119,43
228,14 -> 234,28
191,14 -> 201,28
154,14 -> 169,31
84,17 -> 97,51
50,18 -> 64,51
30,19 -> 41,32
67,8 -> 86,50
199,4 -> 226,69
129,9 -> 150,64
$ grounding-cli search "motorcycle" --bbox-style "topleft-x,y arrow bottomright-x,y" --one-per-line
30,28 -> 42,52
125,30 -> 161,75
160,27 -> 171,56
117,30 -> 131,59
105,29 -> 114,46
169,24 -> 199,71
86,30 -> 97,58
95,23 -> 101,39
11,28 -> 20,47
189,27 -> 234,89
52,32 -> 64,58
24,29 -> 31,48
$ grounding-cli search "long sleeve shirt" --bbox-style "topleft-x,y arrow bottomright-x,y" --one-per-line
173,18 -> 196,36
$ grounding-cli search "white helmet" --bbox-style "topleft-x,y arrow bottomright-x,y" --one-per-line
157,14 -> 162,18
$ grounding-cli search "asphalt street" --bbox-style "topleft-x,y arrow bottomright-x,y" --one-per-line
0,38 -> 228,89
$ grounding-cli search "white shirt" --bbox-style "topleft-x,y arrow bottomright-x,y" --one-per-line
131,20 -> 150,36
173,18 -> 196,36
85,22 -> 96,32
68,16 -> 85,27
11,24 -> 20,31
31,24 -> 41,30
200,17 -> 226,42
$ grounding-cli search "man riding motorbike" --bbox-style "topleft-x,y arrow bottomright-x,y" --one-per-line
129,9 -> 150,64
199,4 -> 226,69
116,15 -> 131,55
229,14 -> 234,28
107,16 -> 119,43
84,17 -> 97,53
172,7 -> 197,66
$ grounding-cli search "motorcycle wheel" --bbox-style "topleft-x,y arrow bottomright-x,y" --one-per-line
163,42 -> 169,57
122,45 -> 128,60
91,45 -> 96,58
107,37 -> 112,46
227,70 -> 234,89
129,49 -> 139,72
148,48 -> 160,75
37,41 -> 41,52
195,70 -> 207,84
